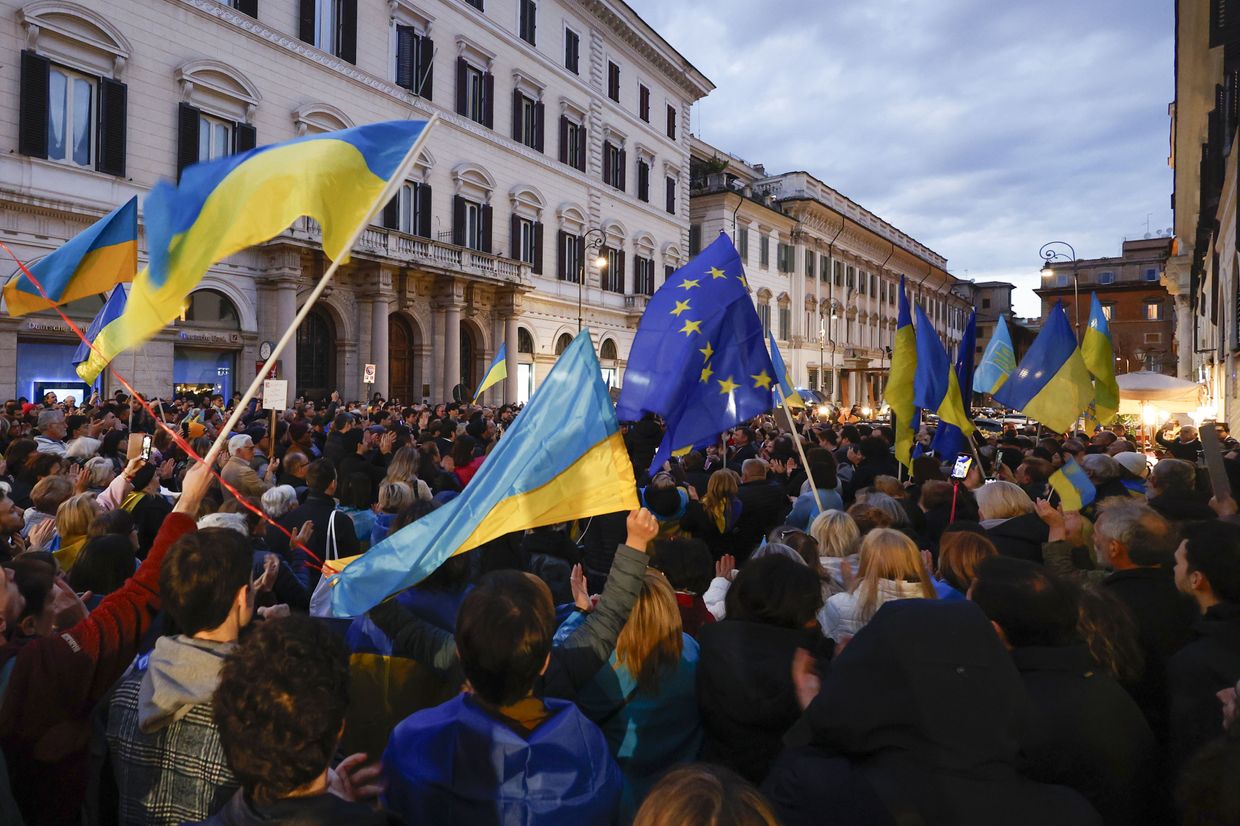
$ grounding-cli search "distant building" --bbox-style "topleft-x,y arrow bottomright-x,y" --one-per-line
1035,238 -> 1175,375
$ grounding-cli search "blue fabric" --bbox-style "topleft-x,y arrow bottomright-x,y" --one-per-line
383,694 -> 622,826
930,309 -> 978,459
933,579 -> 966,601
338,506 -> 376,543
371,512 -> 397,545
786,488 -> 844,530
574,636 -> 703,821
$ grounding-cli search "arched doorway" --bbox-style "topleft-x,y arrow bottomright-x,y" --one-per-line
459,325 -> 477,392
296,307 -> 336,400
173,288 -> 243,400
389,313 -> 420,403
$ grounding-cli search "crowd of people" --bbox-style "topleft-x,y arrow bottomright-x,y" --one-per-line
0,387 -> 1239,825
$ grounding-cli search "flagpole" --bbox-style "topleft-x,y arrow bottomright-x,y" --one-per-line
775,386 -> 824,513
200,114 -> 440,470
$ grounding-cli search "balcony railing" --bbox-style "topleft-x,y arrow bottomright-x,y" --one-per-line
287,218 -> 530,285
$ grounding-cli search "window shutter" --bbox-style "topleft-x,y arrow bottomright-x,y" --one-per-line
97,76 -> 127,177
235,0 -> 258,17
480,203 -> 493,253
18,50 -> 50,160
577,235 -> 585,281
382,194 -> 400,229
602,141 -> 613,186
483,71 -> 495,128
619,251 -> 627,292
556,230 -> 567,279
416,36 -> 434,100
234,122 -> 257,153
510,213 -> 521,259
452,195 -> 466,246
396,26 -> 416,90
176,102 -> 201,179
532,222 -> 544,274
577,125 -> 587,172
533,101 -> 544,152
618,148 -> 627,192
558,116 -> 568,164
511,88 -> 523,142
455,57 -> 468,115
298,0 -> 315,44
338,0 -> 357,63
416,184 -> 432,237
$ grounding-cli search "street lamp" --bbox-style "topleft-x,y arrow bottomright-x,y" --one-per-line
578,228 -> 607,333
1038,240 -> 1079,339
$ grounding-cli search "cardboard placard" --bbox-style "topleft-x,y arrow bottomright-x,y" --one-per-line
126,432 -> 146,462
262,379 -> 288,412
1201,422 -> 1231,503
363,363 -> 377,384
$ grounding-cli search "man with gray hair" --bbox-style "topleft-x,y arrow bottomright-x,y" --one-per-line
1157,424 -> 1202,463
1147,458 -> 1215,524
34,409 -> 67,457
735,457 -> 791,561
220,434 -> 274,503
1079,453 -> 1134,506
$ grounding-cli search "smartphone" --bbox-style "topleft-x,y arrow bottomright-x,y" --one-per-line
951,453 -> 973,480
140,434 -> 152,461
993,448 -> 1006,479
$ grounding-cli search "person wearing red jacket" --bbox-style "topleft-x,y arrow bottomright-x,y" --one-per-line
0,459 -> 214,826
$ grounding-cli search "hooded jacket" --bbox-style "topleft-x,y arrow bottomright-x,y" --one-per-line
764,600 -> 1101,826
106,635 -> 238,825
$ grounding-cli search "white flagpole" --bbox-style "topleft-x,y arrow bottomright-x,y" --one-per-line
201,114 -> 440,470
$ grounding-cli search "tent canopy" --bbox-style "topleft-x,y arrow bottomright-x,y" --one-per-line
1116,371 -> 1204,414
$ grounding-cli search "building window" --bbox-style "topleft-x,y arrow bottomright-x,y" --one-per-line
557,231 -> 582,282
395,26 -> 434,99
833,260 -> 843,286
464,0 -> 483,9
607,61 -> 620,102
382,181 -> 431,237
1144,332 -> 1163,344
1144,299 -> 1163,321
1101,302 -> 1115,321
603,247 -> 625,293
452,195 -> 491,252
1056,274 -> 1069,287
47,65 -> 94,167
512,90 -> 543,151
759,233 -> 770,268
847,265 -> 855,290
805,250 -> 815,277
737,227 -> 749,261
20,51 -> 127,177
564,27 -> 580,73
778,306 -> 791,340
777,243 -> 793,273
857,270 -> 866,295
665,176 -> 676,214
603,141 -> 626,191
666,104 -> 677,140
639,84 -> 650,122
981,297 -> 991,309
635,256 -> 655,296
559,116 -> 585,172
299,0 -> 357,63
198,114 -> 233,162
1145,267 -> 1159,281
514,217 -> 536,264
518,0 -> 537,45
637,158 -> 650,202
177,103 -> 255,177
1098,271 -> 1115,285
456,59 -> 492,126
758,302 -> 771,338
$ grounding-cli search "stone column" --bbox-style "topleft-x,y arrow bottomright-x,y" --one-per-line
261,252 -> 302,392
429,305 -> 444,402
370,296 -> 390,399
505,315 -> 519,404
443,306 -> 461,399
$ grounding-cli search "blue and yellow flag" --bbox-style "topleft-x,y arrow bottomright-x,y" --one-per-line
930,309 -> 978,459
472,343 -> 508,403
1049,455 -> 1096,512
886,276 -> 918,468
994,302 -> 1093,434
72,285 -> 127,383
78,120 -> 432,382
974,314 -> 1017,395
325,331 -> 638,617
4,197 -> 136,317
1081,293 -> 1119,425
768,333 -> 805,408
617,232 -> 775,475
913,303 -> 974,437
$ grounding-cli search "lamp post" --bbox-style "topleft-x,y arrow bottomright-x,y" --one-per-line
1038,241 -> 1079,339
577,228 -> 607,334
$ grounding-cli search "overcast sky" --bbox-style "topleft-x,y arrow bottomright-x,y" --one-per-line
627,0 -> 1174,317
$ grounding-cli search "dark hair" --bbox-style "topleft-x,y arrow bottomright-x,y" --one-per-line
726,554 -> 822,629
970,556 -> 1078,648
160,528 -> 254,635
69,535 -> 136,595
331,412 -> 352,431
456,570 -> 554,705
88,508 -> 134,539
858,437 -> 888,462
651,538 -> 714,595
1076,586 -> 1145,683
26,452 -> 62,482
806,454 -> 838,491
99,430 -> 126,458
304,459 -> 336,495
1182,520 -> 1240,603
911,455 -> 946,486
451,434 -> 478,467
65,414 -> 87,435
1176,730 -> 1240,826
390,499 -> 439,534
6,556 -> 55,629
130,463 -> 158,492
840,425 -> 860,443
340,472 -> 372,510
4,439 -> 38,476
213,616 -> 349,805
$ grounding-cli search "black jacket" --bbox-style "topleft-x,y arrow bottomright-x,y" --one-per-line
128,492 -> 172,560
735,480 -> 791,560
578,510 -> 629,593
984,512 -> 1050,564
1155,432 -> 1202,463
696,619 -> 826,784
274,492 -> 359,589
846,454 -> 900,501
322,429 -> 351,470
193,789 -> 400,825
338,450 -> 388,504
1147,491 -> 1216,524
624,417 -> 663,482
680,499 -> 746,561
726,442 -> 758,474
764,601 -> 1101,826
1012,644 -> 1159,826
1167,601 -> 1240,767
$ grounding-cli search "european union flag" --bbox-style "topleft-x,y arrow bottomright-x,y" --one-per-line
618,232 -> 775,475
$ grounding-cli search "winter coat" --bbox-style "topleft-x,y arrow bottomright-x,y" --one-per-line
192,790 -> 401,825
735,480 -> 792,559
1167,601 -> 1240,767
786,488 -> 845,531
983,512 -> 1050,564
274,493 -> 358,589
821,579 -> 931,640
1147,491 -> 1216,524
679,499 -> 745,560
220,455 -> 270,502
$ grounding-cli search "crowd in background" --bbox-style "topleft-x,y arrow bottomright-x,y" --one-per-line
0,386 -> 1238,825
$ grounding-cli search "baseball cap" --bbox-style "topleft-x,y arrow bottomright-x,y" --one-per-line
1113,451 -> 1150,480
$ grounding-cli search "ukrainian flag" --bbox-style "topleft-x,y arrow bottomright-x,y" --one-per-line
1049,455 -> 1096,511
1081,293 -> 1119,425
886,276 -> 918,468
994,302 -> 1092,434
768,333 -> 805,408
78,120 -> 433,382
72,284 -> 127,383
974,314 -> 1017,395
3,197 -> 137,317
324,331 -> 638,617
472,343 -> 508,403
913,303 -> 974,437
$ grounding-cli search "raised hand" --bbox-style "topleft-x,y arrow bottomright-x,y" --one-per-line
624,508 -> 659,554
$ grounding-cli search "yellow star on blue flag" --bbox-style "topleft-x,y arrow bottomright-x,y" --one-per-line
618,232 -> 775,475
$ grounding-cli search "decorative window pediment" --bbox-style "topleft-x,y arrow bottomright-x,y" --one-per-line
19,1 -> 131,77
176,59 -> 260,123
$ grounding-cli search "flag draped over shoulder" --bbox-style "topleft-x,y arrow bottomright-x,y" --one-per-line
325,331 -> 637,617
930,309 -> 978,459
1049,455 -> 1096,511
1081,293 -> 1119,425
72,285 -> 127,382
4,197 -> 137,317
617,233 -> 775,475
768,333 -> 805,408
974,314 -> 1016,395
473,343 -> 508,403
77,120 -> 431,382
913,303 -> 974,437
994,302 -> 1093,434
886,277 -> 918,469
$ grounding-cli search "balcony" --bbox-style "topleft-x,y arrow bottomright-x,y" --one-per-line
284,218 -> 531,286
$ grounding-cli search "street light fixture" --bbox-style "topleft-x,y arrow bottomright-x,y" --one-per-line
1038,240 -> 1080,339
578,228 -> 607,333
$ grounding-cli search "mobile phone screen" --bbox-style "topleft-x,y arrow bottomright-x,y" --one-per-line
140,435 -> 152,460
951,453 -> 973,480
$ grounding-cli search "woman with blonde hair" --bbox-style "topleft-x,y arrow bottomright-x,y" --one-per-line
975,480 -> 1050,563
371,481 -> 416,545
933,528 -> 999,599
51,492 -> 101,570
82,456 -> 116,493
575,570 -> 702,819
634,764 -> 779,826
681,469 -> 743,559
381,445 -> 433,502
820,528 -> 935,639
809,509 -> 861,596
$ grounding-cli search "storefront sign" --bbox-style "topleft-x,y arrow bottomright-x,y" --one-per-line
263,379 -> 288,411
178,330 -> 242,346
23,320 -> 72,334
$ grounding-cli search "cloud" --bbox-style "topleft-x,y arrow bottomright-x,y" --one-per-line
630,0 -> 1173,316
